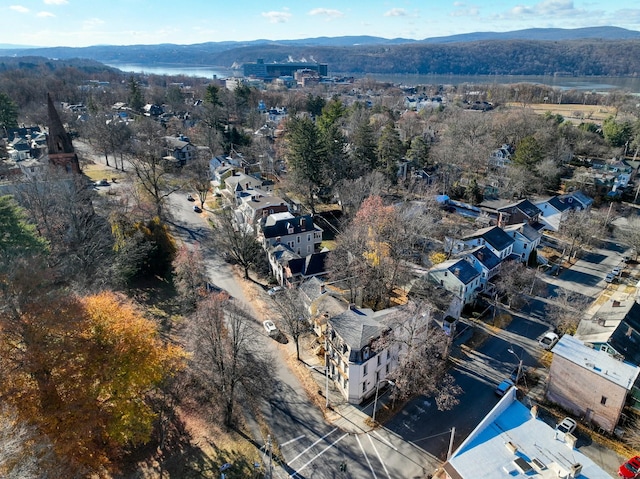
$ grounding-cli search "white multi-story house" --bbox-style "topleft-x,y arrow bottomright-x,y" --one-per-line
428,258 -> 482,307
236,190 -> 290,227
503,222 -> 543,264
458,226 -> 515,260
259,212 -> 323,257
325,305 -> 398,404
464,246 -> 501,287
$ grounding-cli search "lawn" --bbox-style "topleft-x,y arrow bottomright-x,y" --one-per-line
507,102 -> 615,125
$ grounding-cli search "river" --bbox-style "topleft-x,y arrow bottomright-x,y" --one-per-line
106,62 -> 640,93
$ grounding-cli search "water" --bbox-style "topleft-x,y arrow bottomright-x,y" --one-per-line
107,63 -> 640,93
106,62 -> 237,79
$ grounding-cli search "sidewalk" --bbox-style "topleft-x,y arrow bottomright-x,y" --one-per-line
293,334 -> 393,435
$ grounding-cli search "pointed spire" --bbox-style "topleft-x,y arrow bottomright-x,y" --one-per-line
46,93 -> 80,173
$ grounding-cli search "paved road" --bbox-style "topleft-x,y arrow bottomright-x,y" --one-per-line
163,192 -> 437,479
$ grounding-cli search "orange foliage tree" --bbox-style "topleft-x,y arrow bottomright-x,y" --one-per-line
0,291 -> 186,472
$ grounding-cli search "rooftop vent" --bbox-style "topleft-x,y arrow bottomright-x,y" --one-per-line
569,463 -> 582,478
505,441 -> 518,454
531,458 -> 546,471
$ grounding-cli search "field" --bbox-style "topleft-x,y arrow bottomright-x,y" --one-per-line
507,102 -> 615,124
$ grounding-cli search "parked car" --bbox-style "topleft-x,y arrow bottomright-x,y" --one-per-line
495,379 -> 515,397
556,417 -> 577,435
95,178 -> 109,186
263,320 -> 278,337
618,455 -> 640,478
267,286 -> 284,296
193,205 -> 202,213
612,266 -> 622,276
539,332 -> 559,350
186,193 -> 195,201
605,272 -> 616,283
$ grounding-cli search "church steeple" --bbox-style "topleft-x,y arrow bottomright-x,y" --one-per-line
47,93 -> 80,173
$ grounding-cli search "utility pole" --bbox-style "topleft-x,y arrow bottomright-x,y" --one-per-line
447,427 -> 456,459
266,435 -> 272,479
325,351 -> 330,409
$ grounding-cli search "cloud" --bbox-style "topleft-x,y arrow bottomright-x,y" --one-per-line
308,8 -> 344,19
37,10 -> 55,17
43,0 -> 68,4
82,17 -> 105,30
262,10 -> 292,23
384,8 -> 407,17
450,2 -> 479,17
506,0 -> 580,17
9,5 -> 29,13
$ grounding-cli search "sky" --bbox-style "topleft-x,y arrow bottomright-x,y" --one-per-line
2,0 -> 640,48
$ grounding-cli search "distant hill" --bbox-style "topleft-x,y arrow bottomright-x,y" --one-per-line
420,26 -> 640,43
2,27 -> 640,77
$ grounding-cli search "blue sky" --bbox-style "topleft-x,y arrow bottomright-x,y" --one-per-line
2,0 -> 640,48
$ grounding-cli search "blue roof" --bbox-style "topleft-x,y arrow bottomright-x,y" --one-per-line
470,246 -> 500,270
448,259 -> 480,285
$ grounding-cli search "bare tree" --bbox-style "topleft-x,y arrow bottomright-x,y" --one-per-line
494,260 -> 543,309
172,243 -> 207,311
128,118 -> 182,217
615,216 -> 640,260
184,148 -> 212,209
544,288 -> 590,335
272,288 -> 310,361
557,209 -> 607,263
186,293 -> 272,428
211,206 -> 263,279
377,301 -> 462,410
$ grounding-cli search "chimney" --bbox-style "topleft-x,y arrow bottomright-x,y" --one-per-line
531,405 -> 538,418
565,433 -> 577,449
231,168 -> 236,176
454,267 -> 461,277
320,283 -> 326,294
613,300 -> 621,307
569,463 -> 582,477
505,441 -> 518,454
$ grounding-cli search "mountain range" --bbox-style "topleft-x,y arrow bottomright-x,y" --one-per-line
2,27 -> 640,77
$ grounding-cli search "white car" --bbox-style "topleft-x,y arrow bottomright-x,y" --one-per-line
612,266 -> 622,276
605,272 -> 616,283
267,286 -> 284,296
557,417 -> 577,435
263,320 -> 278,336
539,332 -> 559,350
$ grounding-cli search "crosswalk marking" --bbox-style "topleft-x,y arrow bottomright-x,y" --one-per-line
356,433 -> 377,479
290,432 -> 348,478
368,433 -> 391,479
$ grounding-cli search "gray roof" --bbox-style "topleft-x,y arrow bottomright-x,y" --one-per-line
329,307 -> 396,352
448,259 -> 481,285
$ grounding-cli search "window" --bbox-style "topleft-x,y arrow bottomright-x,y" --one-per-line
307,234 -> 311,242
362,382 -> 367,393
385,364 -> 389,374
307,245 -> 311,254
297,236 -> 300,243
377,354 -> 381,366
363,364 -> 368,376
601,396 -> 607,405
375,371 -> 380,383
523,243 -> 528,249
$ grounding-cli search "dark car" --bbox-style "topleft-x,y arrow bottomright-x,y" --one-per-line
193,205 -> 202,213
619,456 -> 640,478
187,194 -> 195,201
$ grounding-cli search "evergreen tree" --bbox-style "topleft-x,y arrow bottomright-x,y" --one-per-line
127,76 -> 144,113
377,123 -> 406,183
0,93 -> 18,132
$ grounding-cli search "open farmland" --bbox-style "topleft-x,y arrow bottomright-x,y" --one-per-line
507,103 -> 616,124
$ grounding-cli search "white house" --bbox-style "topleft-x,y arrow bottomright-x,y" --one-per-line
325,305 -> 398,404
456,226 -> 515,261
259,212 -> 323,257
503,222 -> 543,263
428,258 -> 481,307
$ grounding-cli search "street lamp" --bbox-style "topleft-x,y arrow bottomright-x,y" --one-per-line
372,379 -> 395,423
507,346 -> 523,384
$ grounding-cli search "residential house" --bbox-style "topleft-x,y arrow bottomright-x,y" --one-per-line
259,212 -> 323,256
503,222 -> 543,264
223,170 -> 274,199
535,191 -> 594,232
325,305 -> 398,404
458,226 -> 515,261
496,198 -> 543,228
428,258 -> 481,307
163,135 -> 196,166
236,190 -> 290,227
464,245 -> 501,288
575,293 -> 640,412
487,143 -> 513,169
267,244 -> 328,287
298,277 -> 349,338
443,388 -> 612,479
546,334 -> 640,433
